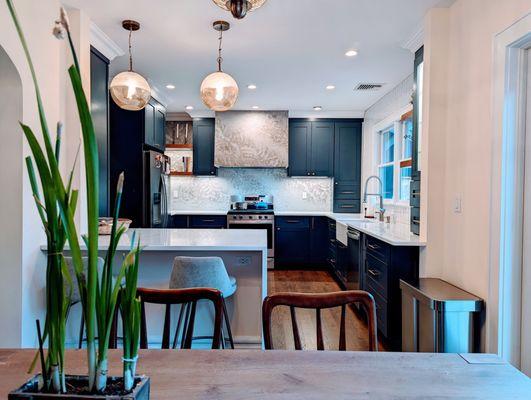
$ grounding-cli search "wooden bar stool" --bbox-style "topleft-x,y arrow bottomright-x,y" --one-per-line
262,290 -> 378,351
138,287 -> 224,349
169,257 -> 236,349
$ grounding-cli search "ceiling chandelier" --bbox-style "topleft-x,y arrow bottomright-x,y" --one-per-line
109,20 -> 151,111
200,21 -> 239,112
212,0 -> 267,19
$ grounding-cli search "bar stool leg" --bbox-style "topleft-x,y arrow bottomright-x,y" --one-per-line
222,298 -> 235,349
172,303 -> 186,349
180,303 -> 191,349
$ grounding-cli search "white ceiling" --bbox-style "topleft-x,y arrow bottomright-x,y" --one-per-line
65,0 -> 443,114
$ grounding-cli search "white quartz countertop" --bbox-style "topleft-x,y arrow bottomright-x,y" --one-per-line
170,211 -> 227,216
169,210 -> 425,247
50,228 -> 268,252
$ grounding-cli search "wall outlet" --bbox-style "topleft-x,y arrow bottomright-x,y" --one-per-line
302,192 -> 308,200
173,190 -> 179,198
237,256 -> 252,266
454,196 -> 462,213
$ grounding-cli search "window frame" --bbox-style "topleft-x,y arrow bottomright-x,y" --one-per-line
372,104 -> 413,206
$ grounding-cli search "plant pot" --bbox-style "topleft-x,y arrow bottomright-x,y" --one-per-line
9,374 -> 150,399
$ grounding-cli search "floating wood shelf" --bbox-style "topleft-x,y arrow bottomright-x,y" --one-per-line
170,171 -> 193,176
166,144 -> 193,149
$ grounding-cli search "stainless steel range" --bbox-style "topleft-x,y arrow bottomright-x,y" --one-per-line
227,195 -> 275,269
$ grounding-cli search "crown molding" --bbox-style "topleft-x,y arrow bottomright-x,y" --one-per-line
90,22 -> 124,61
401,24 -> 424,53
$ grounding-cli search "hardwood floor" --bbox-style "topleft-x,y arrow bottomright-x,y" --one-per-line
267,269 -> 386,351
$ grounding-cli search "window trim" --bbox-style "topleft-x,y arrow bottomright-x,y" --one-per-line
372,104 -> 413,206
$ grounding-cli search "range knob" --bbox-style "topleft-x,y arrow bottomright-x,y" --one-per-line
248,216 -> 253,219
258,216 -> 263,219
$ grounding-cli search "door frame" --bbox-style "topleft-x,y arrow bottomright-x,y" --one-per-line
488,12 -> 531,367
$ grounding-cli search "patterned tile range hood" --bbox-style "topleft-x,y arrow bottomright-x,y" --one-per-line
214,110 -> 289,168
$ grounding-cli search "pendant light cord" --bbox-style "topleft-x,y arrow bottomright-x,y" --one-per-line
217,28 -> 223,72
128,27 -> 133,71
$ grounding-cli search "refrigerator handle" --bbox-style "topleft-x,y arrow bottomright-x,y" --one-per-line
161,175 -> 169,228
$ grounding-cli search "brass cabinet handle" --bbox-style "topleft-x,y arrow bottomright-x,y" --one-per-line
412,218 -> 420,225
367,243 -> 379,250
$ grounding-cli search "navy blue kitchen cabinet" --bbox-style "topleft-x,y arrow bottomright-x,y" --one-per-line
143,97 -> 166,152
327,219 -> 338,275
309,217 -> 329,267
189,215 -> 226,229
288,120 -> 334,177
334,121 -> 363,213
275,216 -> 311,268
90,46 -> 110,217
288,121 -> 310,176
193,118 -> 217,176
362,234 -> 419,350
109,95 -> 166,226
170,215 -> 188,228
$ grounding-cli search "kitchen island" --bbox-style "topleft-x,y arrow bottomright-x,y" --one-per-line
63,228 -> 268,349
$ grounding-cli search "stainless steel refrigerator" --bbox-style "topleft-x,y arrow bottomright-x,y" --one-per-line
143,150 -> 170,228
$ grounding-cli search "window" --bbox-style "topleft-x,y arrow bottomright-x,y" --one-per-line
378,127 -> 394,199
376,111 -> 413,203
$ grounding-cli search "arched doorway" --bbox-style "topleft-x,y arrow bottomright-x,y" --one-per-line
0,45 -> 23,347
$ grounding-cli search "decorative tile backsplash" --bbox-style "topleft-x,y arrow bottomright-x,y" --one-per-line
215,111 -> 289,168
170,168 -> 332,212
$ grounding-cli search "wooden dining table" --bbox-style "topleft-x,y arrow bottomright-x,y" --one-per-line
1,349 -> 529,399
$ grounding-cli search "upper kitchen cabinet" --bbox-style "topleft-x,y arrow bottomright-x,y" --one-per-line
334,120 -> 363,213
111,95 -> 166,153
144,97 -> 166,152
288,120 -> 334,177
90,46 -> 110,217
193,118 -> 217,176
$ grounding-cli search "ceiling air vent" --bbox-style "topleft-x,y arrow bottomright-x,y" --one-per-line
354,83 -> 384,91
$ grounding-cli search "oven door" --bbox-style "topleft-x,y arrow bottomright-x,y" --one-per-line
227,221 -> 274,260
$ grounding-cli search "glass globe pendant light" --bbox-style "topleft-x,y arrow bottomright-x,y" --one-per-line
109,20 -> 151,111
200,21 -> 239,112
212,0 -> 267,19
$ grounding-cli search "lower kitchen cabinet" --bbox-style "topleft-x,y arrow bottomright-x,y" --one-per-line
169,214 -> 226,229
170,215 -> 188,228
310,217 -> 329,266
362,234 -> 419,350
275,216 -> 329,268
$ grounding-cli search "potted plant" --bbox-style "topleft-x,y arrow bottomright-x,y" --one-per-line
5,0 -> 149,397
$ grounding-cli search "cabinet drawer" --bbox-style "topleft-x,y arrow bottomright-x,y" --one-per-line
334,184 -> 360,200
365,254 -> 388,298
366,281 -> 388,337
334,200 -> 360,213
365,235 -> 390,264
170,215 -> 188,228
189,215 -> 226,228
276,216 -> 310,230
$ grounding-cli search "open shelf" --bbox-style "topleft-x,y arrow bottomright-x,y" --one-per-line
166,144 -> 193,149
170,171 -> 193,176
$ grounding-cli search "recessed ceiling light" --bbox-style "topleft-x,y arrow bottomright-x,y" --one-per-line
247,84 -> 257,90
166,84 -> 176,89
185,105 -> 194,110
313,106 -> 323,111
252,105 -> 260,109
345,49 -> 358,57
326,85 -> 336,90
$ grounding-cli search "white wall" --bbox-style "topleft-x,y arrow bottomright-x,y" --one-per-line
0,0 -> 91,347
421,0 -> 531,351
361,74 -> 414,225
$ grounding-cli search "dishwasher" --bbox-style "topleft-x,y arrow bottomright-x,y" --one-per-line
346,227 -> 362,291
